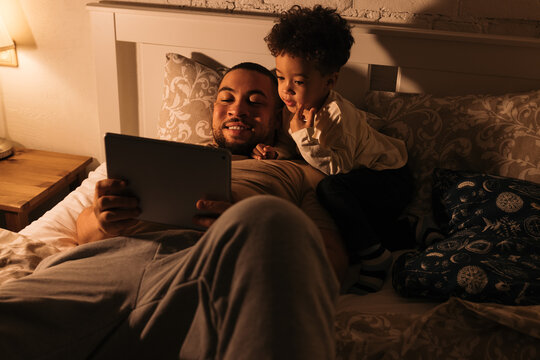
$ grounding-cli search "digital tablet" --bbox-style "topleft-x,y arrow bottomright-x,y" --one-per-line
105,132 -> 231,230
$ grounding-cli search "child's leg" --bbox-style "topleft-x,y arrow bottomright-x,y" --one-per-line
316,165 -> 414,293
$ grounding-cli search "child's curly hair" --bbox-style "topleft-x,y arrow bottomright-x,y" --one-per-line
265,5 -> 354,75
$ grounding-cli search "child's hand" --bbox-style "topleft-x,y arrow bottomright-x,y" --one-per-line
290,104 -> 316,133
251,144 -> 278,160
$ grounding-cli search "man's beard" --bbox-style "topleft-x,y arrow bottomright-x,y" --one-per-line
212,129 -> 256,156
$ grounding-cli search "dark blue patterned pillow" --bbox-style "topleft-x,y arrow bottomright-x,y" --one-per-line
392,169 -> 540,305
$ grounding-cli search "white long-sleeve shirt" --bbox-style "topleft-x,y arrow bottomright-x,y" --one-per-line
276,90 -> 408,175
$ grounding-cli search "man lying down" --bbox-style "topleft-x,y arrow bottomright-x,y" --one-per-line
0,62 -> 348,360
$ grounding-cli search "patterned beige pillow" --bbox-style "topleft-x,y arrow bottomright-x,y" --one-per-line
158,53 -> 227,145
364,89 -> 540,224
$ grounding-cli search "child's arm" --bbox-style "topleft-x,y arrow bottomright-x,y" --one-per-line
287,104 -> 354,175
289,105 -> 316,133
251,140 -> 296,160
289,101 -> 407,175
252,144 -> 278,160
272,130 -> 299,160
251,109 -> 299,160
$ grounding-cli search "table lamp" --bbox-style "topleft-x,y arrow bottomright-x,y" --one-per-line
0,138 -> 13,159
0,14 -> 17,67
0,15 -> 15,159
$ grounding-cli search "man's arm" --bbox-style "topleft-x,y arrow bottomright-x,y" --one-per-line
191,199 -> 232,228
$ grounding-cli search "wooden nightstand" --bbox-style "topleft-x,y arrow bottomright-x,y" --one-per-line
0,148 -> 93,232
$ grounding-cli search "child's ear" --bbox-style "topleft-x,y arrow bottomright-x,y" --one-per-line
326,72 -> 339,89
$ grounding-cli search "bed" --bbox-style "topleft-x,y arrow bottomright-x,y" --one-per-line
2,1 -> 540,358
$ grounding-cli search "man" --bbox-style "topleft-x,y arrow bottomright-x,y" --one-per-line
0,63 -> 347,360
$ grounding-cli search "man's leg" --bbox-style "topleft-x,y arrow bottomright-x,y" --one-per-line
113,195 -> 338,359
0,195 -> 338,359
178,195 -> 339,360
0,230 -> 193,360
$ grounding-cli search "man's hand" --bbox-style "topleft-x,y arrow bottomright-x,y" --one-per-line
289,104 -> 316,133
251,143 -> 278,160
192,199 -> 232,229
92,179 -> 141,236
76,179 -> 141,244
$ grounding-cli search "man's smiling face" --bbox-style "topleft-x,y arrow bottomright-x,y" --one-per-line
212,68 -> 278,155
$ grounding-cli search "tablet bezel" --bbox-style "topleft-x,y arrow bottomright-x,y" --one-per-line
105,132 -> 231,230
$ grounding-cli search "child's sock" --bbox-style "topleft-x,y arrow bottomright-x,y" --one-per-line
350,246 -> 392,293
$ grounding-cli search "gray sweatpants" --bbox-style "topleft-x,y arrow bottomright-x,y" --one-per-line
0,195 -> 338,360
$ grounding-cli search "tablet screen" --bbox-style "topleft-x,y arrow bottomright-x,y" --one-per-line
105,132 -> 231,230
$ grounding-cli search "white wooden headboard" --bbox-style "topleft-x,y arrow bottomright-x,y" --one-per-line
87,1 -> 540,162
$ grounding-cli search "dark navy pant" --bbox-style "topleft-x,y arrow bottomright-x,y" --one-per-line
316,165 -> 414,258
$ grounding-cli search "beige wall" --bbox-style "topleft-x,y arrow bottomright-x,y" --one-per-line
0,0 -> 539,163
0,0 -> 99,163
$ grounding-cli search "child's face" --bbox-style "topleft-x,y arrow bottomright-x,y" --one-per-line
275,53 -> 337,113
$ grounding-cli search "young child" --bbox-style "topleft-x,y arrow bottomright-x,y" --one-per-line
253,5 -> 414,293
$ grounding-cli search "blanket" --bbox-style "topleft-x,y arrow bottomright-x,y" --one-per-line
335,296 -> 540,359
1,228 -> 539,358
0,229 -> 61,285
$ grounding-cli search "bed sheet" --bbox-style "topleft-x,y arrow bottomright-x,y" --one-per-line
18,162 -> 107,250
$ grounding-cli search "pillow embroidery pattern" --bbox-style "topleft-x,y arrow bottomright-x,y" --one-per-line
158,53 -> 223,145
364,90 -> 540,233
392,169 -> 540,305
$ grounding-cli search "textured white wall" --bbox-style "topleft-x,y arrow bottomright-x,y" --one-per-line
0,0 -> 538,164
125,0 -> 540,37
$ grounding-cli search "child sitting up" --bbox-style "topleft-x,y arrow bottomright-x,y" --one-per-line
253,5 -> 414,293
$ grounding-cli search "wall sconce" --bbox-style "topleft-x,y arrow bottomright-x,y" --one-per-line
0,16 -> 17,67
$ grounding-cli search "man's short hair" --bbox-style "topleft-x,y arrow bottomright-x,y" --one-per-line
265,5 -> 354,75
222,62 -> 281,111
223,62 -> 278,92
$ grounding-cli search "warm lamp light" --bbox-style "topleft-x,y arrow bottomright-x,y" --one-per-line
0,16 -> 17,67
